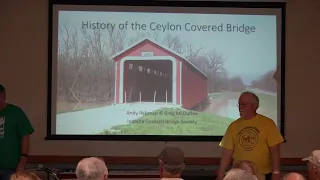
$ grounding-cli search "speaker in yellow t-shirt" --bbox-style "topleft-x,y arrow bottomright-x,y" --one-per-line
221,114 -> 284,174
217,91 -> 284,180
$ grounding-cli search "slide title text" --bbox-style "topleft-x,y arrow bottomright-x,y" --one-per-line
81,21 -> 256,34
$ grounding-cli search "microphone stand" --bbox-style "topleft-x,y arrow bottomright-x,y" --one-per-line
37,164 -> 61,180
49,173 -> 60,180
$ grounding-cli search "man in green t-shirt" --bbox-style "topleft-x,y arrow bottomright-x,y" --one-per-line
0,84 -> 35,180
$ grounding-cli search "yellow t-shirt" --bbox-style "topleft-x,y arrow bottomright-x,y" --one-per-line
219,114 -> 284,176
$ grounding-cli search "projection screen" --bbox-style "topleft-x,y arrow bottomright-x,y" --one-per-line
46,1 -> 286,141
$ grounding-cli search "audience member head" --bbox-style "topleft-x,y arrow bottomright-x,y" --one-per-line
76,157 -> 108,180
158,146 -> 185,178
0,84 -> 6,110
10,171 -> 41,180
283,172 -> 306,180
233,160 -> 257,175
238,91 -> 259,119
233,161 -> 265,180
223,168 -> 258,180
302,150 -> 320,180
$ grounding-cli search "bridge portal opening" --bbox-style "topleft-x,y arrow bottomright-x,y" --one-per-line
124,60 -> 173,103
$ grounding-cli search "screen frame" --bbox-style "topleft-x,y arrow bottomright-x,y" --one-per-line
46,0 -> 287,142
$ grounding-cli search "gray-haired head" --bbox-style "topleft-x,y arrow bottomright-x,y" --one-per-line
232,160 -> 257,175
76,157 -> 108,180
223,168 -> 258,180
158,146 -> 185,177
240,91 -> 259,107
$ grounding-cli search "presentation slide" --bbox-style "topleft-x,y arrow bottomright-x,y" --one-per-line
51,5 -> 282,136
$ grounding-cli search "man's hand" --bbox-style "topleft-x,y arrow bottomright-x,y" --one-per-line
269,144 -> 281,180
216,149 -> 233,180
17,134 -> 30,172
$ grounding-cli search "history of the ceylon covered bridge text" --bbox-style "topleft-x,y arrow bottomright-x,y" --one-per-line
81,21 -> 256,34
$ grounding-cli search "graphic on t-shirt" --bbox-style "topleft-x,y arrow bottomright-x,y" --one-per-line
237,126 -> 259,151
0,116 -> 5,138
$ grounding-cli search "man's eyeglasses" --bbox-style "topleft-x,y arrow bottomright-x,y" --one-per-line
237,103 -> 252,107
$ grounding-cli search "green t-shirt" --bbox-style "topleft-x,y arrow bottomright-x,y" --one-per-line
0,103 -> 34,169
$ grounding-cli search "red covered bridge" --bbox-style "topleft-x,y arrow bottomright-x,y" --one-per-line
111,38 -> 208,110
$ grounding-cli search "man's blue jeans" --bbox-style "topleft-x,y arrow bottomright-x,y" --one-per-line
0,169 -> 15,180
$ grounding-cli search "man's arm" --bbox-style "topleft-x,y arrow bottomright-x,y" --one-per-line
17,134 -> 30,171
21,134 -> 30,154
269,143 -> 280,173
216,148 -> 233,180
266,119 -> 284,175
217,123 -> 235,180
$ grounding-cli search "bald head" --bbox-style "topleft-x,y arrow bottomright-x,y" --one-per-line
283,173 -> 306,180
76,157 -> 108,180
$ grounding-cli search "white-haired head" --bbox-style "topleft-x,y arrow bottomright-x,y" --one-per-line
238,91 -> 260,119
283,172 -> 306,180
76,157 -> 108,180
223,168 -> 258,180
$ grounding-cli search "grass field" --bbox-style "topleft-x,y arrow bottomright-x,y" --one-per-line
98,107 -> 234,135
